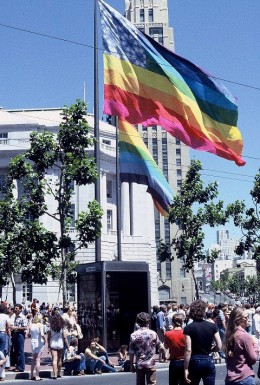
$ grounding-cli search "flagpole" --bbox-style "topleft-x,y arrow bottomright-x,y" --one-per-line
115,117 -> 122,261
94,0 -> 101,262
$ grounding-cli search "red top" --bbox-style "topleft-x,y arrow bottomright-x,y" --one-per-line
164,329 -> 185,360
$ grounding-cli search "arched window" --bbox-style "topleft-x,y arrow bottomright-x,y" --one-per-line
158,286 -> 170,301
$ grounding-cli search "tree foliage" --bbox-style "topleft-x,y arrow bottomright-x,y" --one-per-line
158,160 -> 230,298
0,100 -> 103,305
227,169 -> 260,268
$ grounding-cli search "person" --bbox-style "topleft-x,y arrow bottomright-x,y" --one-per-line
0,350 -> 7,382
31,299 -> 39,318
244,303 -> 254,335
224,306 -> 259,385
28,314 -> 46,381
0,304 -> 10,355
129,312 -> 164,385
117,344 -> 130,372
164,314 -> 185,385
215,303 -> 227,358
184,300 -> 221,385
150,306 -> 159,333
10,304 -> 28,373
64,337 -> 86,376
85,338 -> 116,374
165,304 -> 174,331
252,306 -> 260,342
156,305 -> 167,362
48,313 -> 69,379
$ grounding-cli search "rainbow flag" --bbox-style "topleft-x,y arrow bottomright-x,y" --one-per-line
99,0 -> 245,166
119,119 -> 173,216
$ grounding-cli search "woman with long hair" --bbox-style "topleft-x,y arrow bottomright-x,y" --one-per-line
224,306 -> 259,385
29,314 -> 46,381
48,314 -> 69,379
184,300 -> 221,385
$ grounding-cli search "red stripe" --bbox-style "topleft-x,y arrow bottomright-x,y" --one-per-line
104,85 -> 245,166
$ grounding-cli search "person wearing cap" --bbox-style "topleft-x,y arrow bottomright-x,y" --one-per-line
129,312 -> 164,385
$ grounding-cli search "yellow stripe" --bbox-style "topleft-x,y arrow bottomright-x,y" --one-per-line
119,120 -> 152,158
104,55 -> 242,147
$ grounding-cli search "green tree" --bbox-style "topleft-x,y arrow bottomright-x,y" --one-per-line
0,100 -> 103,305
227,272 -> 243,295
244,275 -> 259,297
158,160 -> 229,299
227,169 -> 260,270
0,174 -> 58,305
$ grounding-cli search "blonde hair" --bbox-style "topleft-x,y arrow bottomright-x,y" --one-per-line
33,314 -> 42,323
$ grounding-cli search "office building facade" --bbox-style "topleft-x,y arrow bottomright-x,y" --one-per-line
125,0 -> 193,304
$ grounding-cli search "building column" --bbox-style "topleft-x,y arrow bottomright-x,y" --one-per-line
121,182 -> 130,236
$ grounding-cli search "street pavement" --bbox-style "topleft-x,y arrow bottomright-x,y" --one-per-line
4,362 -> 260,384
4,338 -> 260,383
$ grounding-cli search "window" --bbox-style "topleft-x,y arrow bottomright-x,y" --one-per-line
0,175 -> 6,193
69,204 -> 75,227
102,139 -> 111,146
0,133 -> 8,144
176,158 -> 181,166
152,138 -> 158,163
155,211 -> 160,247
107,180 -> 112,198
164,219 -> 170,244
177,169 -> 182,177
143,137 -> 148,146
163,165 -> 168,179
166,260 -> 171,279
22,283 -> 32,302
107,209 -> 113,232
157,260 -> 162,279
148,9 -> 154,22
176,148 -> 181,156
140,9 -> 144,22
177,180 -> 182,187
176,139 -> 181,145
67,283 -> 76,302
151,125 -> 157,132
142,125 -> 147,131
180,268 -> 186,278
149,27 -> 163,45
158,286 -> 170,300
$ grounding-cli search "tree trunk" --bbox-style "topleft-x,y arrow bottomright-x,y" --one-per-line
61,247 -> 67,307
10,272 -> 16,305
191,269 -> 199,300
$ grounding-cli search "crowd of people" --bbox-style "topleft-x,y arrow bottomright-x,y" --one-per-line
0,299 -> 129,381
0,298 -> 259,384
131,300 -> 260,385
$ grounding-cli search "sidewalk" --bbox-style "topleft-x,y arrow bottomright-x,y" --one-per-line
5,338 -> 225,381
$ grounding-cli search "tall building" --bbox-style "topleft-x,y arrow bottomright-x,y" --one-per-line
125,0 -> 192,304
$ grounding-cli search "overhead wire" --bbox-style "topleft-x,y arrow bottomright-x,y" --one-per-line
0,21 -> 259,185
0,22 -> 259,92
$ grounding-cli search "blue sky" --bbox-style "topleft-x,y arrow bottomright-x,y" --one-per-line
0,0 -> 259,248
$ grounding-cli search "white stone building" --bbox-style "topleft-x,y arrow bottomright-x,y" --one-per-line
0,107 -> 159,306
